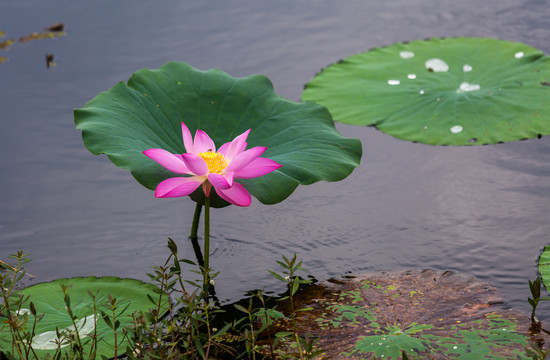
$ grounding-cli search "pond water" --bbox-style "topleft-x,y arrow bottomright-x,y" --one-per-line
2,0 -> 550,320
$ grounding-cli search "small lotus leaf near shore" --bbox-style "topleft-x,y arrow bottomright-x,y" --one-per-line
0,276 -> 169,359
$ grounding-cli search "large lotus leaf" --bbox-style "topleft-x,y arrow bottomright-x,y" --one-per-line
538,245 -> 550,294
302,37 -> 550,145
0,277 -> 169,359
74,62 -> 361,207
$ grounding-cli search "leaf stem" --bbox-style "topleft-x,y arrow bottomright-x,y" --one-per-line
190,203 -> 202,240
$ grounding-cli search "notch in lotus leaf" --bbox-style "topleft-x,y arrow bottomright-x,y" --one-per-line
303,37 -> 550,145
75,62 -> 361,207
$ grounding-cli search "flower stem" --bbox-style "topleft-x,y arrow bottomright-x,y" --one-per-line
203,196 -> 210,296
201,199 -> 213,358
190,203 -> 202,240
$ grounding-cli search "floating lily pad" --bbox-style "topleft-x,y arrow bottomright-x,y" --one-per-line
74,62 -> 361,207
302,37 -> 550,145
270,270 -> 542,359
0,276 -> 169,359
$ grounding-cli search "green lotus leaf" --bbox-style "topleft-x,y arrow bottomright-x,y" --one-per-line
347,323 -> 432,358
538,245 -> 550,294
302,37 -> 550,145
0,277 -> 169,359
74,62 -> 362,207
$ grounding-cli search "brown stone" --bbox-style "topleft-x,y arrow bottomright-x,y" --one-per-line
266,270 -> 548,359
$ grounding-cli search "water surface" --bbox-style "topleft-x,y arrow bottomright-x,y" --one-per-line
2,0 -> 550,318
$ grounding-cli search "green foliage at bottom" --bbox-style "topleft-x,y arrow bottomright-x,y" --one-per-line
429,315 -> 530,360
347,323 -> 433,358
324,292 -> 530,360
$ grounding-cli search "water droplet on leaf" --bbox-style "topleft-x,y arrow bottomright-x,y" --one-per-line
450,125 -> 463,134
463,64 -> 473,72
456,82 -> 480,93
425,58 -> 449,72
399,51 -> 414,59
387,80 -> 400,85
408,74 -> 416,79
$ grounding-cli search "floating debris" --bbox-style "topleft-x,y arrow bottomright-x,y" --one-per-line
45,53 -> 55,68
0,31 -> 13,64
0,38 -> 14,50
44,22 -> 64,32
0,26 -> 66,67
19,31 -> 66,43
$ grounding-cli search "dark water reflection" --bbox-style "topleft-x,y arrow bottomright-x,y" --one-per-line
2,0 -> 550,319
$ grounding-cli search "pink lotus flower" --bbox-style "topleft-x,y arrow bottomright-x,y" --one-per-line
143,122 -> 282,207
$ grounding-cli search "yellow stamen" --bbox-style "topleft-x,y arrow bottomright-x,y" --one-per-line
199,151 -> 228,174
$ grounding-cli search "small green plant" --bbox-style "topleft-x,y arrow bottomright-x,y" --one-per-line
124,238 -> 236,360
526,276 -> 550,360
525,343 -> 550,360
234,290 -> 286,359
99,293 -> 132,359
125,239 -> 184,359
269,254 -> 321,360
528,276 -> 550,325
234,294 -> 264,359
59,283 -> 89,358
0,251 -> 39,359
